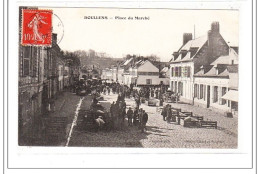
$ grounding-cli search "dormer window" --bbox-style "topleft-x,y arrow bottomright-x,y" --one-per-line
172,52 -> 179,60
189,47 -> 199,58
200,65 -> 205,74
180,50 -> 188,59
215,67 -> 218,75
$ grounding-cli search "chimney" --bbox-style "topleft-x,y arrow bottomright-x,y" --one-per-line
183,33 -> 193,45
52,33 -> 57,45
207,21 -> 225,64
211,21 -> 220,33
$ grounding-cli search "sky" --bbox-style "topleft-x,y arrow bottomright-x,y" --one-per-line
48,8 -> 239,62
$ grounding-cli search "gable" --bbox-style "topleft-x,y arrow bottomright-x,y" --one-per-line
137,61 -> 159,72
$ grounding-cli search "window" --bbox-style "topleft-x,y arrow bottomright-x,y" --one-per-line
171,81 -> 174,91
200,84 -> 203,99
24,46 -> 30,58
146,79 -> 152,85
222,87 -> 227,105
175,67 -> 179,77
194,84 -> 198,98
31,47 -> 38,77
203,85 -> 206,101
23,59 -> 30,76
197,84 -> 200,98
138,72 -> 159,76
171,67 -> 174,77
23,46 -> 31,76
187,67 -> 191,77
213,86 -> 218,103
178,82 -> 183,96
178,67 -> 182,77
182,67 -> 186,77
174,81 -> 177,93
44,56 -> 48,78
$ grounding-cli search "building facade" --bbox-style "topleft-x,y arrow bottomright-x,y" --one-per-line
169,22 -> 230,104
19,44 -> 47,145
128,60 -> 161,86
18,32 -> 71,145
193,47 -> 239,113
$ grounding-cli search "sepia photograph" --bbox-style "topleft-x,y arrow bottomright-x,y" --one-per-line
18,7 -> 239,149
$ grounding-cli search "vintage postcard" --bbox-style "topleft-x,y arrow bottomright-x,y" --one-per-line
4,0 -> 256,171
18,7 -> 239,149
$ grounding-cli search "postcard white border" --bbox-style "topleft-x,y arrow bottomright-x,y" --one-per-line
4,0 -> 256,171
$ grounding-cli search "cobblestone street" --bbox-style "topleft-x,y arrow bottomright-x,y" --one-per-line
68,93 -> 237,148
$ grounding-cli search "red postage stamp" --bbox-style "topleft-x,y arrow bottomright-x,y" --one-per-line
21,9 -> 52,46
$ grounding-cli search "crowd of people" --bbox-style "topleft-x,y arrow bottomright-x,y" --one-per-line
161,104 -> 176,123
74,79 -> 149,133
76,78 -> 181,132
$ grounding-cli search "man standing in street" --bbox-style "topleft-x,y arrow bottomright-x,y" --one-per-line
135,96 -> 141,110
127,107 -> 134,126
166,104 -> 173,123
140,110 -> 148,133
161,105 -> 167,121
133,107 -> 139,126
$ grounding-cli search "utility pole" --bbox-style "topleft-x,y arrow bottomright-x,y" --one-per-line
194,25 -> 196,39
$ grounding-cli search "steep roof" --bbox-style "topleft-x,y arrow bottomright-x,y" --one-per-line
179,35 -> 207,52
227,65 -> 238,73
121,58 -> 133,66
160,67 -> 169,73
194,62 -> 238,78
133,60 -> 145,68
210,48 -> 238,66
171,35 -> 208,63
194,66 -> 229,78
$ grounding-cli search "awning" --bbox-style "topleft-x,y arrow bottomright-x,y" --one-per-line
221,90 -> 238,102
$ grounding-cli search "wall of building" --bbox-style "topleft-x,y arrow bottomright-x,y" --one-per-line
136,75 -> 160,85
117,68 -> 124,84
18,46 -> 46,145
194,77 -> 230,112
64,66 -> 70,87
101,69 -> 113,80
229,72 -> 238,89
169,61 -> 194,103
159,77 -> 169,86
135,61 -> 161,86
112,68 -> 118,82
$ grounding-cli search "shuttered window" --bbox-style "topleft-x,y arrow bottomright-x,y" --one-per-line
187,67 -> 191,77
23,46 -> 31,76
146,79 -> 152,85
200,84 -> 203,99
194,84 -> 198,98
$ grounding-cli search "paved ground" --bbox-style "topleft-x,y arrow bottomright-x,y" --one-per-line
68,93 -> 237,148
42,91 -> 82,146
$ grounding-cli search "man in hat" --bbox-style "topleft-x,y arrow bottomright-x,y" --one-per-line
140,110 -> 148,133
127,107 -> 134,126
161,105 -> 167,121
133,107 -> 139,126
166,104 -> 173,123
